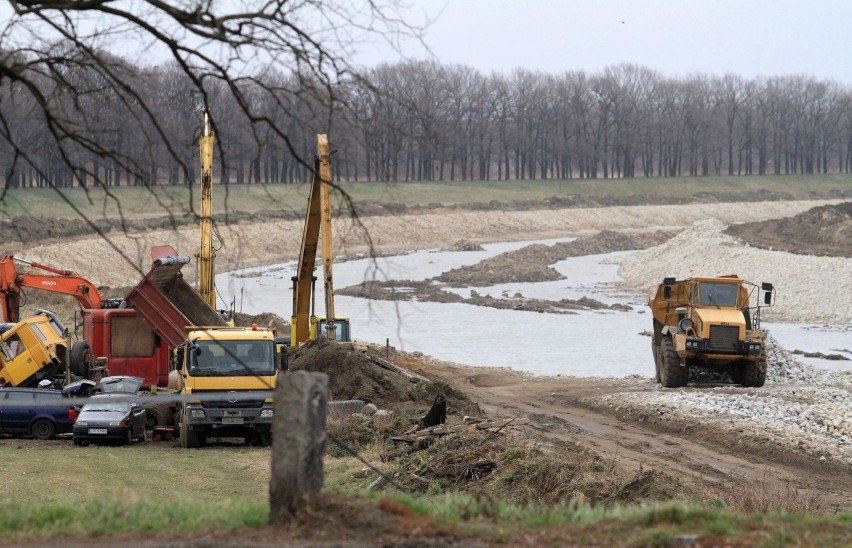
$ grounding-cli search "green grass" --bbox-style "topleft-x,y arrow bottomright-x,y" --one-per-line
1,174 -> 849,222
0,496 -> 268,540
0,443 -> 849,544
388,493 -> 852,545
0,443 -> 270,504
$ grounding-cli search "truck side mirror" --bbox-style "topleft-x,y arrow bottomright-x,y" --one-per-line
764,291 -> 773,305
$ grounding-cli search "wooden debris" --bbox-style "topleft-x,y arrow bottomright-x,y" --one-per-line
368,354 -> 431,383
417,394 -> 447,429
432,461 -> 497,480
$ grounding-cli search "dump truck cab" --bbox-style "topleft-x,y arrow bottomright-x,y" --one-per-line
649,275 -> 775,388
0,311 -> 67,387
173,325 -> 280,448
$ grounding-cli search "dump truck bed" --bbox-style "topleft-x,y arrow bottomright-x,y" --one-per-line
124,253 -> 226,349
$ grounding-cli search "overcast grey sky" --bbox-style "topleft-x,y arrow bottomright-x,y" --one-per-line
355,0 -> 852,83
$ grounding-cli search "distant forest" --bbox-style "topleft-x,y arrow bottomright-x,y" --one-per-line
3,57 -> 852,188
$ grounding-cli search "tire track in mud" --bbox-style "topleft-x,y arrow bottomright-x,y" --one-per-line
429,362 -> 852,510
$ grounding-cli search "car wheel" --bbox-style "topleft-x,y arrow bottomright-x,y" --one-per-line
32,419 -> 56,440
73,437 -> 83,447
125,428 -> 133,446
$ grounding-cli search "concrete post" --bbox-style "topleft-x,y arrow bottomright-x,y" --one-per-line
269,371 -> 328,524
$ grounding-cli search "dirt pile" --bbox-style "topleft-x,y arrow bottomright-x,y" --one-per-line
725,201 -> 852,257
288,339 -> 476,413
288,342 -> 692,508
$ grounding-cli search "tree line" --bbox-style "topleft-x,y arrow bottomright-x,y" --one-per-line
2,53 -> 851,189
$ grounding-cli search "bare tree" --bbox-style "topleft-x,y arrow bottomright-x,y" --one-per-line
0,0 -> 421,266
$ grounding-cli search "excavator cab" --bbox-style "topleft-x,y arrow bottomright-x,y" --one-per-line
313,316 -> 351,342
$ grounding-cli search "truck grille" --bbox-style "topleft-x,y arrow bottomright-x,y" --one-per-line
708,325 -> 739,352
193,390 -> 269,408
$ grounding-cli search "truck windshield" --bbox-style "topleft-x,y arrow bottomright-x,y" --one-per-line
698,283 -> 739,307
189,340 -> 275,377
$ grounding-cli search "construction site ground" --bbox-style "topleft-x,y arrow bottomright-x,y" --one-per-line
3,192 -> 851,544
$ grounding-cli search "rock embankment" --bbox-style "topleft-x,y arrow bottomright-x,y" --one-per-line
618,219 -> 852,324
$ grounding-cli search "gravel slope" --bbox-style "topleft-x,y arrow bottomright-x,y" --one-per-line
13,199 -> 843,289
618,218 -> 852,324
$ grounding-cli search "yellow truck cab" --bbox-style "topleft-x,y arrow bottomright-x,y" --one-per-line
0,310 -> 67,387
173,325 -> 280,448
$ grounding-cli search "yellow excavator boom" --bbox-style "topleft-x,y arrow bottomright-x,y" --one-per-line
196,108 -> 216,309
291,135 -> 327,344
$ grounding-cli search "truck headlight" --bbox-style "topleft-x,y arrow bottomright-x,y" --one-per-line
191,409 -> 206,418
260,409 -> 274,418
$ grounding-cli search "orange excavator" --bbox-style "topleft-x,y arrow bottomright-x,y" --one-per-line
0,255 -> 114,323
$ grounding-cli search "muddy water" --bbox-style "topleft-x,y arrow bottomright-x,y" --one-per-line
217,241 -> 851,377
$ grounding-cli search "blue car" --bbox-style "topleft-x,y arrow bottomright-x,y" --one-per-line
0,387 -> 78,440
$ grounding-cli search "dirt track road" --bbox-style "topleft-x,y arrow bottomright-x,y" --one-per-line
425,362 -> 852,511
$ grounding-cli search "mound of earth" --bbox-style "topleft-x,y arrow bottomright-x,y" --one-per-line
437,229 -> 675,286
288,339 -> 477,414
725,201 -> 852,257
232,311 -> 290,333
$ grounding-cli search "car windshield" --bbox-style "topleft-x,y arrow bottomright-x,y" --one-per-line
83,401 -> 128,413
698,283 -> 739,307
189,340 -> 275,376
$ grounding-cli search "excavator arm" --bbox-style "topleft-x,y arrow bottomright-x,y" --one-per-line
0,255 -> 103,323
291,134 -> 334,345
196,108 -> 217,309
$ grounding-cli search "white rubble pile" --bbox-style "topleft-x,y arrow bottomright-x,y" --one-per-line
617,219 -> 852,324
597,336 -> 851,465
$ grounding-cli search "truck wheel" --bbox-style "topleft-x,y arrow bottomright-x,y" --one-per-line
651,339 -> 662,383
178,411 -> 201,449
730,363 -> 744,384
661,337 -> 688,388
32,419 -> 56,440
70,340 -> 92,378
145,403 -> 175,429
740,356 -> 767,387
258,429 -> 272,447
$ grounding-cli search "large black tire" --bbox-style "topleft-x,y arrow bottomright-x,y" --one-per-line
32,419 -> 56,440
73,437 -> 83,447
740,356 -> 767,387
70,340 -> 92,378
651,339 -> 662,383
178,411 -> 201,449
125,427 -> 134,446
145,403 -> 175,429
660,337 -> 689,388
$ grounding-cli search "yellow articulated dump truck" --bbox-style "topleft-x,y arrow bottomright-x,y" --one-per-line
649,275 -> 775,388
